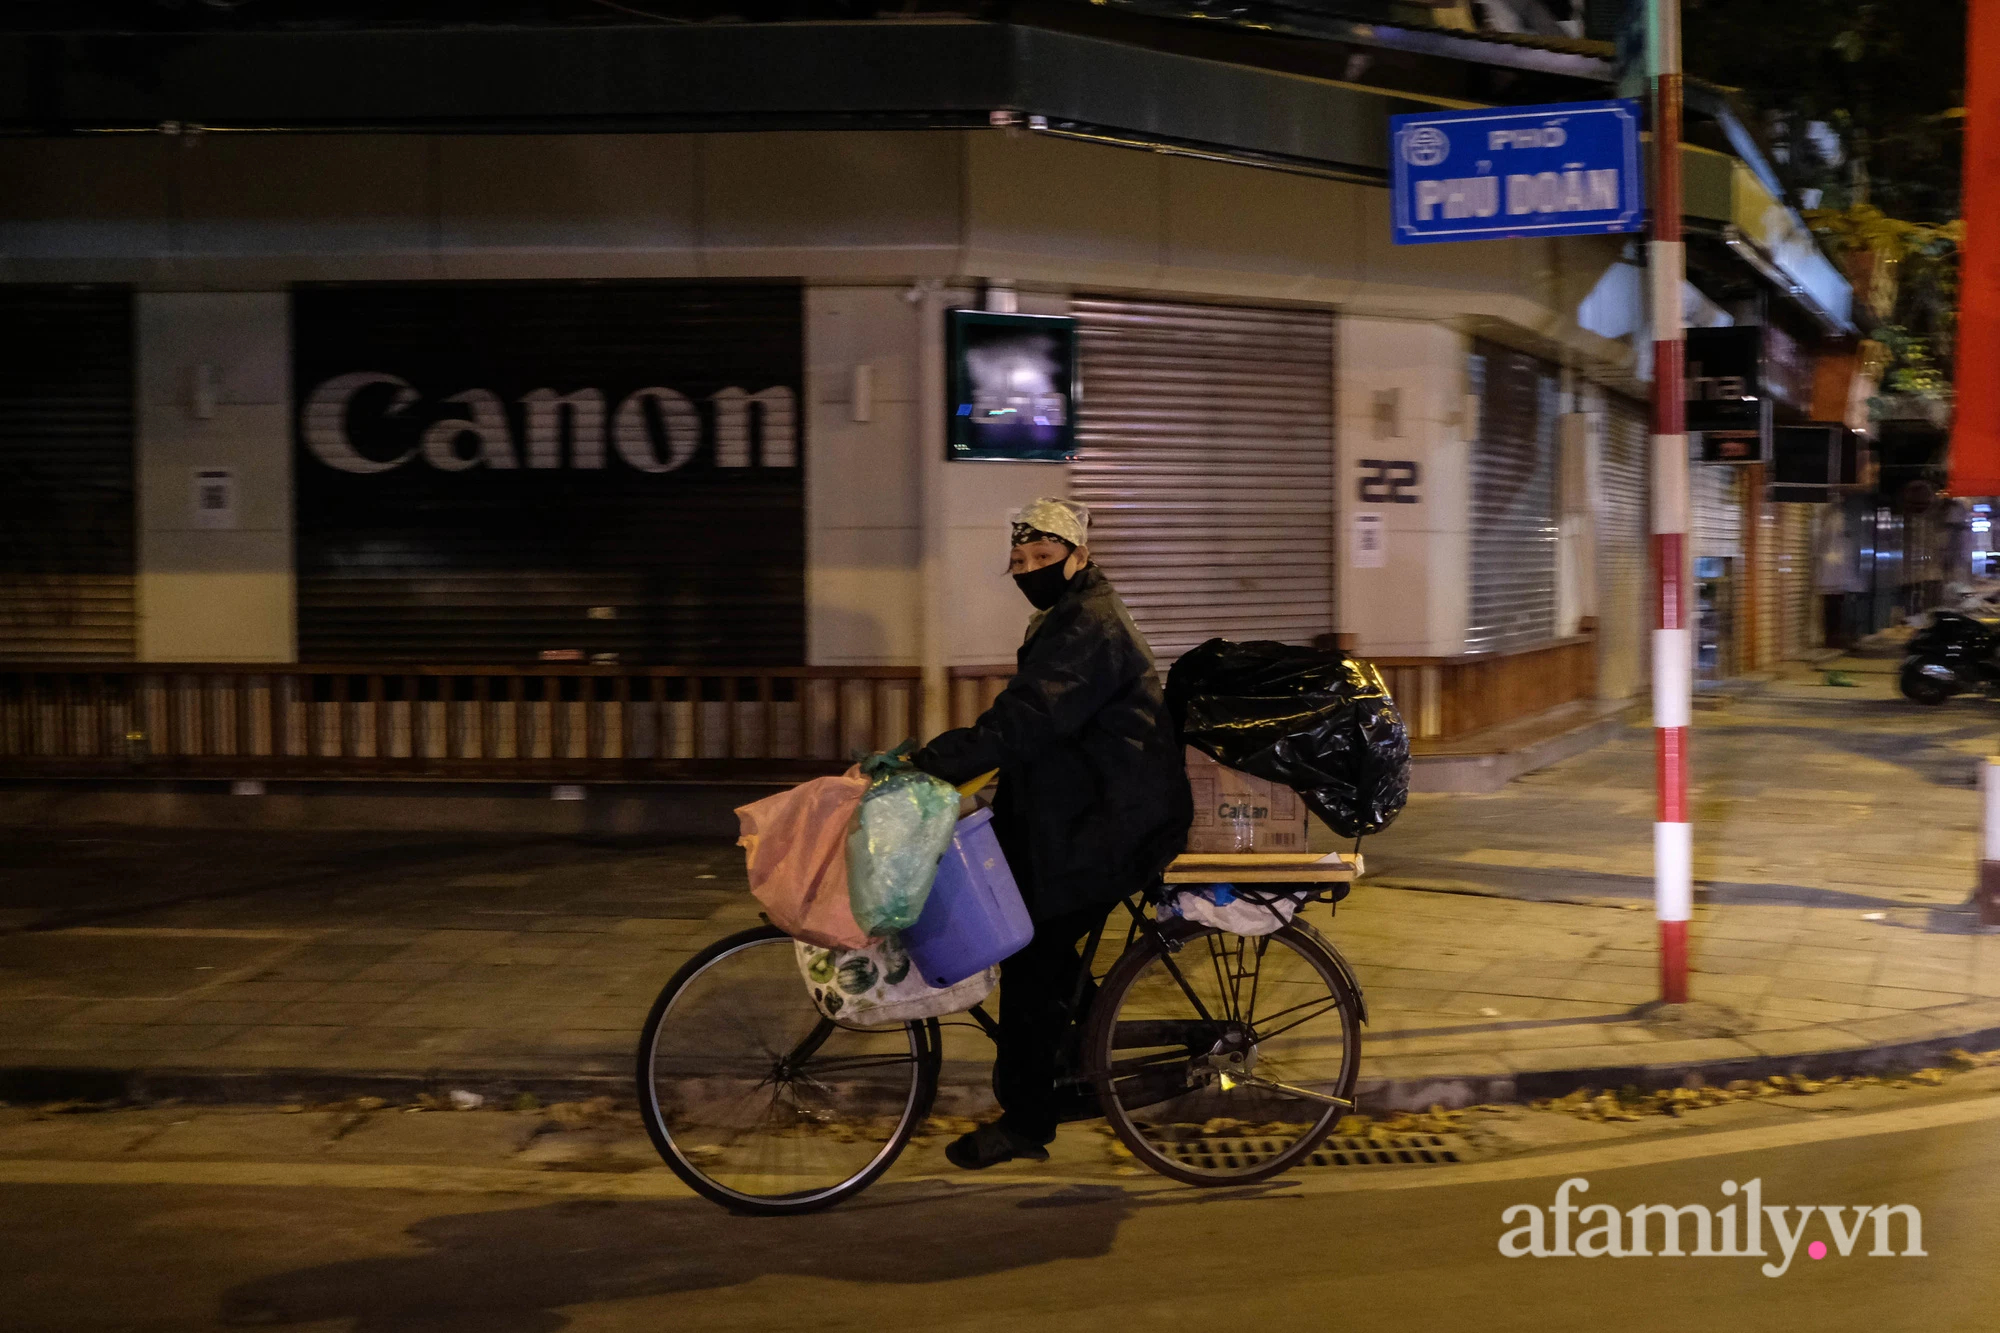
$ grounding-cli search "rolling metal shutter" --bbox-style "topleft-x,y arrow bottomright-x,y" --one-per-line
1468,340 -> 1558,654
1596,395 -> 1650,699
0,287 -> 135,662
1691,460 -> 1744,559
1754,497 -> 1780,670
1070,297 -> 1336,662
293,282 -> 804,665
1780,502 -> 1818,659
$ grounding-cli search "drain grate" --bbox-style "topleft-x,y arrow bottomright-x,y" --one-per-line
1306,1132 -> 1464,1167
1158,1132 -> 1466,1170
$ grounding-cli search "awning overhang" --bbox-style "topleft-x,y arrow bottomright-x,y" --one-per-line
0,19 -> 1449,182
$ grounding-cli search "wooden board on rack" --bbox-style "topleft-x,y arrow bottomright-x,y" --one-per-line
1163,851 -> 1361,884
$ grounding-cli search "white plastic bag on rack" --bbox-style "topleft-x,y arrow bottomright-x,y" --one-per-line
794,935 -> 997,1027
1158,883 -> 1306,937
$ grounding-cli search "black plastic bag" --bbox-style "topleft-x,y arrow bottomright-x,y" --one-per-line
1166,639 -> 1410,840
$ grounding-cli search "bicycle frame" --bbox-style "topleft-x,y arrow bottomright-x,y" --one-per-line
959,891 -> 1142,1047
956,882 -> 1362,1084
652,879 -> 1368,1211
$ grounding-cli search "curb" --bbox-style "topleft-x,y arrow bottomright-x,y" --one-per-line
0,779 -> 778,837
1408,709 -> 1638,795
11,1019 -> 2000,1116
1358,1020 -> 2000,1113
0,1066 -> 632,1109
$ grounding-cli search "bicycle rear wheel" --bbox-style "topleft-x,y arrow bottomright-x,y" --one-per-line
1085,916 -> 1362,1186
636,925 -> 940,1215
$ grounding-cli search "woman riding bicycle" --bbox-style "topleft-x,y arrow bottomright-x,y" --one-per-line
913,498 -> 1192,1170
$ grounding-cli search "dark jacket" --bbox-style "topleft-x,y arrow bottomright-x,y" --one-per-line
915,564 -> 1191,921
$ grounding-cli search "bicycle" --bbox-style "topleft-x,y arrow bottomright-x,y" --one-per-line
635,852 -> 1366,1215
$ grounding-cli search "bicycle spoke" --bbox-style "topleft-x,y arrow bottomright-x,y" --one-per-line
1251,996 -> 1345,1044
782,1018 -> 837,1066
1244,935 -> 1269,1029
1250,988 -> 1336,1024
1093,924 -> 1360,1185
678,998 -> 780,1063
640,930 -> 931,1211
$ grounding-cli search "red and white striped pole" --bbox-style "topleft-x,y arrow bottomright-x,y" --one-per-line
1650,0 -> 1692,1004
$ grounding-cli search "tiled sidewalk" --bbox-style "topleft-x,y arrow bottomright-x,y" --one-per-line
2,671 -> 1996,1106
1338,885 -> 2000,1099
1341,660 -> 2000,1098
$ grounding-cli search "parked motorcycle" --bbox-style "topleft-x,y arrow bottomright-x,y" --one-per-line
1900,611 -> 2000,705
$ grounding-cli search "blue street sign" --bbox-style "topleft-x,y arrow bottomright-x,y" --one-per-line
1389,100 -> 1645,246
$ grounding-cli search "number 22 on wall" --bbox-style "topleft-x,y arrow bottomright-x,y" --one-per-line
1357,459 -> 1421,504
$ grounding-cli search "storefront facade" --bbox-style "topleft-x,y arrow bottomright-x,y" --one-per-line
0,114 -> 1849,746
291,281 -> 805,666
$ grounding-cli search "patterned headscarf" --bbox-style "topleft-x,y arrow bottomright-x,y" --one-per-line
1009,497 -> 1089,550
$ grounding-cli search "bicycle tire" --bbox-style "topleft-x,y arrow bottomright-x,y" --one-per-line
1084,915 -> 1362,1187
635,924 -> 942,1216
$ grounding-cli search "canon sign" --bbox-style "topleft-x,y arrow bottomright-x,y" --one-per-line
302,373 -> 798,475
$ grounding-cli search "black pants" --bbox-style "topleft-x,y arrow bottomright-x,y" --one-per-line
993,903 -> 1112,1146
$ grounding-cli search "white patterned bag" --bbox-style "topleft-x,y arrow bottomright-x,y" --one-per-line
1158,883 -> 1307,937
794,934 -> 997,1026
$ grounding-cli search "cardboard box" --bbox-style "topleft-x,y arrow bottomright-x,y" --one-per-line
1184,748 -> 1309,853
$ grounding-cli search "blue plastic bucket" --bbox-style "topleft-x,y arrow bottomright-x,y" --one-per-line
902,806 -> 1034,988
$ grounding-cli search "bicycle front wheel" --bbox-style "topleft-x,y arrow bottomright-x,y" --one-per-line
636,925 -> 940,1215
1085,916 -> 1362,1186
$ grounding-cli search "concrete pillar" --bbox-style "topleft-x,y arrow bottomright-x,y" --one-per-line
1335,317 -> 1472,657
806,284 -> 1071,740
937,289 -> 1073,674
134,292 -> 295,662
918,286 -> 952,740
804,286 -> 924,669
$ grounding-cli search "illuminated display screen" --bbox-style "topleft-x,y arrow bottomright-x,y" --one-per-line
946,309 -> 1079,462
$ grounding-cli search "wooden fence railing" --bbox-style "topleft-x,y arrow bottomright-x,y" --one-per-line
0,664 -> 921,781
958,637 -> 1596,745
949,665 -> 1015,731
1372,635 -> 1597,742
0,639 -> 1597,780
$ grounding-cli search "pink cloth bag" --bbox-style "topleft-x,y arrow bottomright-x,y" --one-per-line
736,768 -> 872,950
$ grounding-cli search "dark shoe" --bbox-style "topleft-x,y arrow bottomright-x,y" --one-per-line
944,1123 -> 1050,1170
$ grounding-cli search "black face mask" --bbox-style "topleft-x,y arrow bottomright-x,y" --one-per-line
1013,559 -> 1074,611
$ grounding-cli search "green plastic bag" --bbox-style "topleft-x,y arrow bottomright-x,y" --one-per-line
845,744 -> 960,936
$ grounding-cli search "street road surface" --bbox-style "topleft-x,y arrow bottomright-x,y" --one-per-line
4,1082 -> 1996,1332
